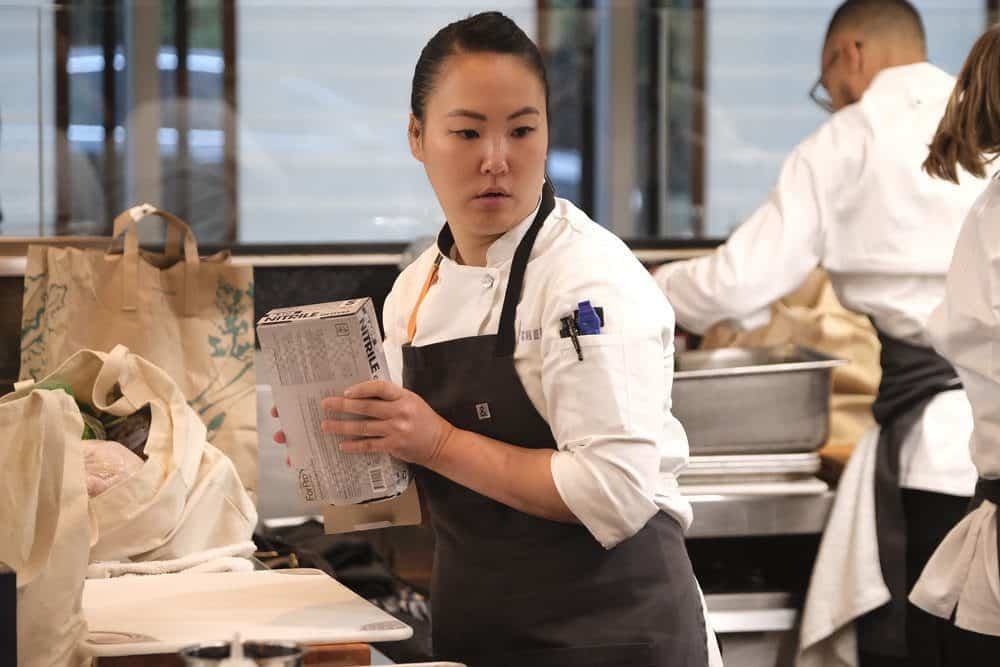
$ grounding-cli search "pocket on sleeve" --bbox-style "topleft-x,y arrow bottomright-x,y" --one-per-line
547,334 -> 632,442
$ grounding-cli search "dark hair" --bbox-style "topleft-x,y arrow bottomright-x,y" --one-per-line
410,11 -> 549,123
924,24 -> 1000,184
825,0 -> 925,53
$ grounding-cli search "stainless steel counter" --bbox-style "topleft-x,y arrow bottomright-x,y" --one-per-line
707,593 -> 801,667
686,490 -> 834,539
706,592 -> 799,634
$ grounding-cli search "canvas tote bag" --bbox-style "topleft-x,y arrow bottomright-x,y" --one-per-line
19,345 -> 258,562
19,204 -> 258,499
0,381 -> 93,666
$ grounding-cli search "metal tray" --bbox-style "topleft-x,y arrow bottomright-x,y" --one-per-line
672,344 -> 844,455
686,488 -> 835,538
679,453 -> 822,484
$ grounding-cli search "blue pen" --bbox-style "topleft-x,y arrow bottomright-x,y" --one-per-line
576,300 -> 602,335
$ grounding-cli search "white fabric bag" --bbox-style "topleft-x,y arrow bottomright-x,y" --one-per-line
0,382 -> 94,666
88,345 -> 257,561
20,345 -> 257,562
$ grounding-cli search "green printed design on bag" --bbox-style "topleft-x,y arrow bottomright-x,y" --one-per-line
188,278 -> 255,439
209,279 -> 254,361
205,412 -> 226,434
20,273 -> 68,381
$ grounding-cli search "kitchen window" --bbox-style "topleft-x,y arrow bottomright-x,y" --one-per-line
0,1 -> 988,243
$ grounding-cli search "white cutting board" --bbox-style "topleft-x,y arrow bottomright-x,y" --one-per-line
82,569 -> 412,657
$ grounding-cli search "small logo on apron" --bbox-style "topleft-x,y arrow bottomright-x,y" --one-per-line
475,403 -> 492,420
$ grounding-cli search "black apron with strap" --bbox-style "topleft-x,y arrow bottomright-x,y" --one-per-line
857,328 -> 962,657
401,182 -> 708,667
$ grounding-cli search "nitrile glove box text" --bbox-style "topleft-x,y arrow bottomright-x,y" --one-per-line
256,298 -> 411,506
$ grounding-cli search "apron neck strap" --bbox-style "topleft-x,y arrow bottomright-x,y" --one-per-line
495,181 -> 555,357
405,182 -> 556,353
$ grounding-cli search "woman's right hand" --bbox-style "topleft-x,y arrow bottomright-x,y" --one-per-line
270,405 -> 290,467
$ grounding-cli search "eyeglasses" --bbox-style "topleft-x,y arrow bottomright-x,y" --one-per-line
808,50 -> 840,114
809,76 -> 835,114
808,43 -> 861,114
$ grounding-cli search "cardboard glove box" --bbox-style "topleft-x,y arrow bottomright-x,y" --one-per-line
257,298 -> 420,533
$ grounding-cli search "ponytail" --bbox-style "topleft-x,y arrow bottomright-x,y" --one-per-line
924,24 -> 1000,183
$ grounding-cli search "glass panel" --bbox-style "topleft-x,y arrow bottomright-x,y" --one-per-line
0,2 -> 990,242
703,0 -> 986,238
542,5 -> 592,209
161,0 -> 228,241
661,2 -> 702,238
64,1 -> 115,234
236,1 -> 537,243
1,5 -> 47,236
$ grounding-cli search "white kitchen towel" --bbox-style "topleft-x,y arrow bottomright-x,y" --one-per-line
0,387 -> 94,667
87,540 -> 256,579
797,429 -> 889,667
910,500 -> 1000,636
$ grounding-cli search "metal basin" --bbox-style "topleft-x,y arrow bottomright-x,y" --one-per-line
672,344 -> 844,455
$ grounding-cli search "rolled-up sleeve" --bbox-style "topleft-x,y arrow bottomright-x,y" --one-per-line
541,242 -> 687,549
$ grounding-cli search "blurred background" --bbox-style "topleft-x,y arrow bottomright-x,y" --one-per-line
0,0 -> 987,246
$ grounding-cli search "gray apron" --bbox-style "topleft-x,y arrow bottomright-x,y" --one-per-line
858,328 -> 962,658
401,183 -> 708,667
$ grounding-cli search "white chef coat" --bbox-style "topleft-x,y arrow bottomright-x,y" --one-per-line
654,62 -> 984,497
910,176 -> 1000,635
382,196 -> 692,550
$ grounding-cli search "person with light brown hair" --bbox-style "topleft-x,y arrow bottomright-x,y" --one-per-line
922,23 -> 1000,185
651,1 -> 992,665
907,23 -> 1000,664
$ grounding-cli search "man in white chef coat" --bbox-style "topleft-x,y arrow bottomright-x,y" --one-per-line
652,1 -> 988,666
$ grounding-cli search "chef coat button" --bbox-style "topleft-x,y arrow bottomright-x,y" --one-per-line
482,275 -> 495,289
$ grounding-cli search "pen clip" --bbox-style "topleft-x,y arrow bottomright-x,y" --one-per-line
560,315 -> 583,361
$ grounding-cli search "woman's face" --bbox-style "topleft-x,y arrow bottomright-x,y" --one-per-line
409,52 -> 548,239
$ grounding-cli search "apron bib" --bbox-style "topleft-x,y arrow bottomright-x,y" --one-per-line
401,183 -> 708,667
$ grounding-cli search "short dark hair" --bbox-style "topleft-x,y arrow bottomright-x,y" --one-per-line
924,24 -> 1000,183
825,0 -> 926,51
409,11 -> 549,123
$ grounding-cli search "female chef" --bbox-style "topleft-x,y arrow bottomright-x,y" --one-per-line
275,11 -> 720,667
907,23 -> 1000,664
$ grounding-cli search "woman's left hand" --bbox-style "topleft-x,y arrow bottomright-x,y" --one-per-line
320,379 -> 455,467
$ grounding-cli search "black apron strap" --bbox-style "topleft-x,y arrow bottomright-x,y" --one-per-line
972,479 -> 1000,507
430,182 -> 556,359
858,327 -> 962,658
970,478 -> 1000,586
870,331 -> 962,426
495,181 -> 556,357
